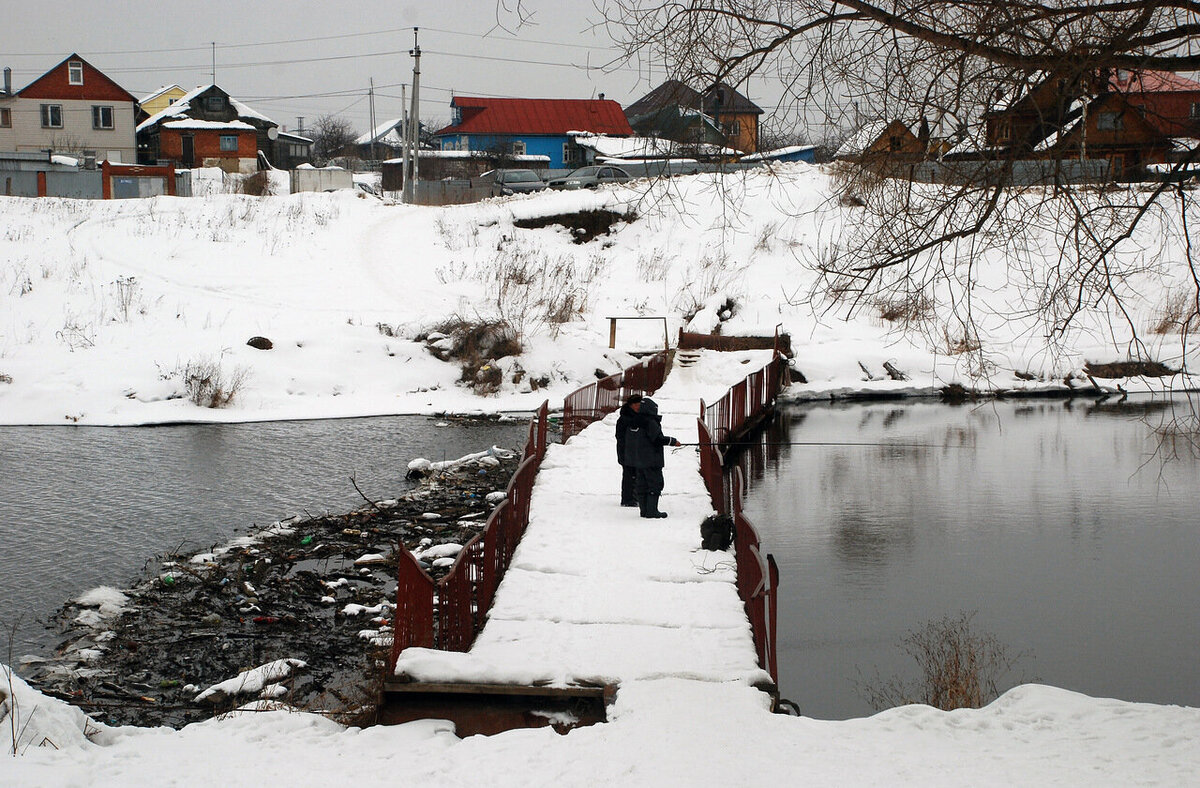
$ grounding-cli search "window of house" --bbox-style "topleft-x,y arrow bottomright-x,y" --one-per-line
511,140 -> 526,156
1097,111 -> 1124,131
731,119 -> 741,136
0,107 -> 10,128
41,104 -> 63,128
68,61 -> 83,85
889,135 -> 903,151
1190,103 -> 1200,120
452,106 -> 462,125
996,119 -> 1011,142
205,96 -> 226,112
219,135 -> 239,152
92,105 -> 114,130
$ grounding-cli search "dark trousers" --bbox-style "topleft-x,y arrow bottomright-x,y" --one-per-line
620,464 -> 637,505
633,466 -> 664,498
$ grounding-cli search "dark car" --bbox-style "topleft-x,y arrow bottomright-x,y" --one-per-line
488,169 -> 547,196
548,165 -> 632,190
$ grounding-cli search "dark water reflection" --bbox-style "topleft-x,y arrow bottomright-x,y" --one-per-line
0,417 -> 531,658
738,396 -> 1200,719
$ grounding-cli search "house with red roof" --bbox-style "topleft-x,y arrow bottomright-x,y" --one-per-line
434,97 -> 633,169
1109,70 -> 1200,136
968,69 -> 1200,179
0,54 -> 138,163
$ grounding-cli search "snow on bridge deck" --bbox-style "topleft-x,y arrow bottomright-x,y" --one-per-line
394,349 -> 777,689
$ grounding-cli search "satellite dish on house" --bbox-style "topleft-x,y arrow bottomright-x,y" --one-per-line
267,127 -> 279,140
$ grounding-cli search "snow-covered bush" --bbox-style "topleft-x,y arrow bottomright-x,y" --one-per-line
183,358 -> 249,408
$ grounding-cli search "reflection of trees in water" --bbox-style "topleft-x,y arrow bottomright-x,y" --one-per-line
881,408 -> 907,429
938,425 -> 977,449
832,509 -> 914,569
728,409 -> 799,489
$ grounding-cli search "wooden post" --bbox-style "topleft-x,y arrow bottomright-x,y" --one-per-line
609,317 -> 617,349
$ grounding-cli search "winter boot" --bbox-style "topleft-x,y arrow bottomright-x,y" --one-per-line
647,493 -> 668,518
639,495 -> 655,519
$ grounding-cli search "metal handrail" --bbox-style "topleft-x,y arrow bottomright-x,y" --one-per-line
562,352 -> 669,441
695,352 -> 788,684
390,401 -> 549,670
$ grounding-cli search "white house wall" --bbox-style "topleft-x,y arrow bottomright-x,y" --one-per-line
0,97 -> 137,162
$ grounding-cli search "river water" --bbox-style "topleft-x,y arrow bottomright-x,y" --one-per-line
741,396 -> 1200,719
0,416 -> 531,659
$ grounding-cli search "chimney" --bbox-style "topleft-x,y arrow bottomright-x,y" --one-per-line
598,92 -> 605,101
3,67 -> 11,96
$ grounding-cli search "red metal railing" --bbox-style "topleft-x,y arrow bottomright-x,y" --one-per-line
390,401 -> 550,669
562,352 -> 669,441
696,351 -> 789,684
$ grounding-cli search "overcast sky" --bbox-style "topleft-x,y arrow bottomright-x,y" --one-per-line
3,0 -> 725,135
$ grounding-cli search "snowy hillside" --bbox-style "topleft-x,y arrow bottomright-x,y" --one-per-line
1,164 -> 1195,426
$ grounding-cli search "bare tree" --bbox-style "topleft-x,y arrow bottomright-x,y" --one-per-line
310,114 -> 358,166
601,0 -> 1200,384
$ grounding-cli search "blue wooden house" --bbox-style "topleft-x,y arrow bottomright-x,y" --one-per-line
434,97 -> 634,169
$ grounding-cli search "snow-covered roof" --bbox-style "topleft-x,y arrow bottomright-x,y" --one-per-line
277,130 -> 313,144
571,133 -> 735,159
136,85 -> 275,133
382,150 -> 551,163
835,120 -> 905,159
162,119 -> 256,131
356,117 -> 404,146
740,145 -> 816,162
138,84 -> 183,104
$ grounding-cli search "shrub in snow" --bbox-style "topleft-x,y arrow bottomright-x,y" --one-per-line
420,319 -> 523,395
860,611 -> 1031,712
182,358 -> 250,408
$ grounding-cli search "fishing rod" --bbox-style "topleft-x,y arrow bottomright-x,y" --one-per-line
672,440 -> 971,449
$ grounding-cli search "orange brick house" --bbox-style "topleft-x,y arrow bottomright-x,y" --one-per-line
136,85 -> 288,172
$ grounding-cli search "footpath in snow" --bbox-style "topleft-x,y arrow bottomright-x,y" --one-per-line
395,349 -> 776,689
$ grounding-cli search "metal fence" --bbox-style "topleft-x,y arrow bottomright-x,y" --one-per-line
390,401 -> 550,666
696,351 -> 789,683
561,352 -> 670,442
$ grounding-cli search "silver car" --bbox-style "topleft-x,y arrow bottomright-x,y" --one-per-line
488,169 -> 547,196
548,165 -> 632,190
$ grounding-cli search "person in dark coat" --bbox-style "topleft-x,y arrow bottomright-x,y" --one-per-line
622,397 -> 680,518
615,393 -> 643,507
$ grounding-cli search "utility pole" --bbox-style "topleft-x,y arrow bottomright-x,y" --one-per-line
296,117 -> 305,134
369,77 -> 378,163
211,42 -> 216,84
400,83 -> 409,197
405,27 -> 421,203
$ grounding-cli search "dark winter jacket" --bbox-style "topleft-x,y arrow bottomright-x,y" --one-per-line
615,402 -> 637,465
623,398 -> 676,468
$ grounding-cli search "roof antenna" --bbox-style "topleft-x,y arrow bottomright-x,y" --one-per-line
211,42 -> 216,85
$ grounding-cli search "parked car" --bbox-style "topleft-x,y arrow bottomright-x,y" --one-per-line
487,169 -> 547,196
548,165 -> 632,190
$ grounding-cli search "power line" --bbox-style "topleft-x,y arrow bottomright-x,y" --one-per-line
2,23 -> 620,60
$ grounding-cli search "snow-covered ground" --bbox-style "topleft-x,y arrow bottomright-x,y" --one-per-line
4,167 -> 1199,783
5,660 -> 1199,785
3,164 -> 1195,426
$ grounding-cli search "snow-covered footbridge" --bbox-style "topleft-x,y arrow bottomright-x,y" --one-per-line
386,345 -> 789,735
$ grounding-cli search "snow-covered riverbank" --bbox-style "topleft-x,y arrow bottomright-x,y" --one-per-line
3,165 -> 1195,426
4,665 -> 1199,786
